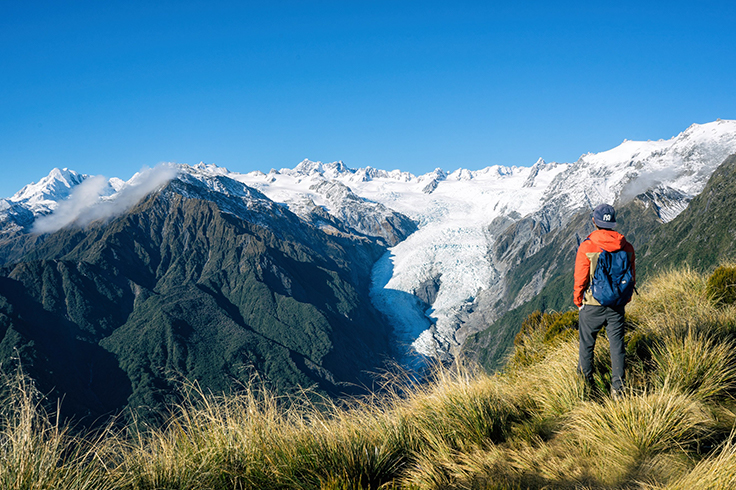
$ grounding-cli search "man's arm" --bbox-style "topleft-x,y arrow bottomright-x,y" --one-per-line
626,241 -> 636,285
573,244 -> 591,307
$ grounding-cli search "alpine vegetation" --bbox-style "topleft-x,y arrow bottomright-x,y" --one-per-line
2,263 -> 736,489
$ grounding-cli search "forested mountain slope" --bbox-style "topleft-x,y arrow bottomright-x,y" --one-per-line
0,175 -> 395,424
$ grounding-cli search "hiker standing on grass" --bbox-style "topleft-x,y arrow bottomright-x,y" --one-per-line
574,203 -> 636,397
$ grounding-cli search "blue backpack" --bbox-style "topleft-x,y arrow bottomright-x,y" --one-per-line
591,249 -> 634,307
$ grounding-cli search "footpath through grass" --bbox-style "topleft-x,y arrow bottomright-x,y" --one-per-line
3,264 -> 736,489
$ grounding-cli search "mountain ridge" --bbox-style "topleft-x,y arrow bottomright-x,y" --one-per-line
1,119 -> 736,387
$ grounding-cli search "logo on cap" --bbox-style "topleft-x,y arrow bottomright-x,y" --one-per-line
592,203 -> 617,229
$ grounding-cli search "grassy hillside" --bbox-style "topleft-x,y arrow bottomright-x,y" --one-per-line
3,264 -> 736,489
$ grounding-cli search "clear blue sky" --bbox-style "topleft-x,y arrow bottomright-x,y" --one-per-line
2,0 -> 735,198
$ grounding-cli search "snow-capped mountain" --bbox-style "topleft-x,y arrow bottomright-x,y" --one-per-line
3,120 -> 736,363
0,167 -> 127,238
1,168 -> 88,237
539,120 -> 736,226
11,167 -> 90,212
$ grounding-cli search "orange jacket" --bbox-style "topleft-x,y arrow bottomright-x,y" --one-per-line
573,229 -> 635,307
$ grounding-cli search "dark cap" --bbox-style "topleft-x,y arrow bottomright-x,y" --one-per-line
592,203 -> 617,229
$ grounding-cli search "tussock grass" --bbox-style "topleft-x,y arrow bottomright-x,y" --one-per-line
568,388 -> 714,483
5,264 -> 736,489
507,310 -> 579,370
395,366 -> 525,488
628,264 -> 736,340
401,364 -> 522,450
629,265 -> 710,318
706,263 -> 736,307
651,330 -> 736,400
657,434 -> 736,489
510,339 -> 586,418
115,383 -> 411,489
0,367 -> 114,490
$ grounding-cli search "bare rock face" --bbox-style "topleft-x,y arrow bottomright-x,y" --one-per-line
308,180 -> 417,246
638,153 -> 736,271
412,274 -> 442,306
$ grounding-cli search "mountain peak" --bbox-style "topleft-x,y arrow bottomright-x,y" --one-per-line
292,159 -> 353,178
192,162 -> 231,176
1,120 -> 735,368
420,167 -> 446,181
10,167 -> 88,211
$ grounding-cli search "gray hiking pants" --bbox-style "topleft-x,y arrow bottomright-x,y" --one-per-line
578,304 -> 626,393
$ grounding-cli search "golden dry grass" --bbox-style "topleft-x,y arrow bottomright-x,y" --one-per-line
0,367 -> 115,490
651,330 -> 736,400
567,388 -> 714,484
655,434 -> 736,490
3,264 -> 736,489
627,265 -> 736,339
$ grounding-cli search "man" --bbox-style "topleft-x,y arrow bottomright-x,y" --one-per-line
574,203 -> 635,397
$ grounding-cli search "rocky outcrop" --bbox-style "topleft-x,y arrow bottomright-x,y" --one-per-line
308,180 -> 417,246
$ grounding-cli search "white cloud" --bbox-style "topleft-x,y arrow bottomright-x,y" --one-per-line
33,163 -> 179,234
619,168 -> 681,203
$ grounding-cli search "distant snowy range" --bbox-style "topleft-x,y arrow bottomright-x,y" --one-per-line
3,120 -> 736,363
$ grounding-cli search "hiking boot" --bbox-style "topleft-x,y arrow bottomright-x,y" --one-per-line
611,387 -> 625,400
